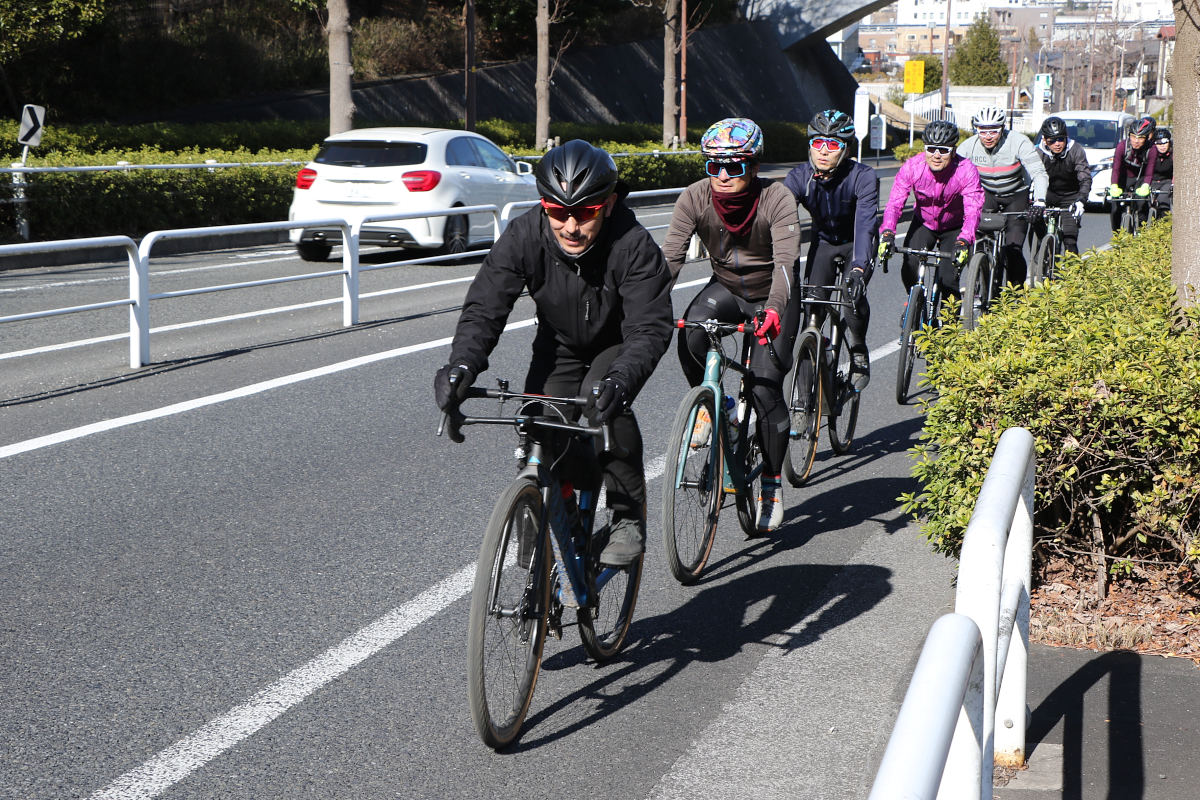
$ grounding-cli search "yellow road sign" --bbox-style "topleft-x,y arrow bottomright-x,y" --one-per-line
904,60 -> 925,95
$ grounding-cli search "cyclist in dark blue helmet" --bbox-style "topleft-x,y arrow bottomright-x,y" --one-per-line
783,109 -> 880,390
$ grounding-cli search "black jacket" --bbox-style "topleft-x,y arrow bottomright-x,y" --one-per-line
782,159 -> 880,274
1037,139 -> 1092,206
448,200 -> 674,396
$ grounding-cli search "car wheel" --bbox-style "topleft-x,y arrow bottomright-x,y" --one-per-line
296,241 -> 332,262
440,213 -> 469,256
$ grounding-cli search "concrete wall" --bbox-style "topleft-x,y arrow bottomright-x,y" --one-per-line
164,22 -> 858,128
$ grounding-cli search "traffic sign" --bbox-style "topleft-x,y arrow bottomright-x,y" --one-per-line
17,104 -> 45,147
869,114 -> 886,150
903,60 -> 925,95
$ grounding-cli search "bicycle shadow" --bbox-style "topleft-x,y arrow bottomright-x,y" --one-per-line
802,414 -> 926,488
1024,650 -> 1146,799
510,559 -> 893,751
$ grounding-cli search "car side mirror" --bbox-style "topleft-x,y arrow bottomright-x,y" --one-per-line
515,160 -> 533,176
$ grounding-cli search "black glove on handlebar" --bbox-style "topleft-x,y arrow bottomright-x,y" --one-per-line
434,363 -> 476,411
586,376 -> 629,425
846,269 -> 866,307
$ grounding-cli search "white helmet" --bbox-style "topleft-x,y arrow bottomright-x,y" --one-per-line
972,106 -> 1006,129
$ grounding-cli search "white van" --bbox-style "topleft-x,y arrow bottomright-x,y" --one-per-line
1042,110 -> 1135,206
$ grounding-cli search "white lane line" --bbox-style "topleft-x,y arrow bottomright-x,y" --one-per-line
0,319 -> 532,460
88,563 -> 479,800
0,275 -> 476,361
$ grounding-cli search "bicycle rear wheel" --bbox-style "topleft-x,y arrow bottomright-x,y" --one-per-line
467,478 -> 550,749
578,541 -> 642,661
960,253 -> 989,331
895,284 -> 924,405
733,411 -> 764,537
783,330 -> 822,487
661,386 -> 722,584
826,334 -> 860,454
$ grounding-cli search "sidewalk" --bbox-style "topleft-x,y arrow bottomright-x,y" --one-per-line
995,643 -> 1199,800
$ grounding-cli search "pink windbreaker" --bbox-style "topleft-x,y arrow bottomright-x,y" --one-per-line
880,153 -> 985,243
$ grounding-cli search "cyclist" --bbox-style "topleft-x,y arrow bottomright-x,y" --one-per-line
1034,116 -> 1092,255
662,117 -> 801,533
1107,115 -> 1158,232
956,105 -> 1049,287
433,139 -> 674,566
1150,127 -> 1173,214
782,109 -> 880,391
878,120 -> 984,305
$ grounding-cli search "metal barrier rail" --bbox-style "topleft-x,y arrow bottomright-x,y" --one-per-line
868,426 -> 1035,800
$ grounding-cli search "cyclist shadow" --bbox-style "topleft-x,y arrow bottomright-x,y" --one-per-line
802,414 -> 926,488
514,558 -> 893,751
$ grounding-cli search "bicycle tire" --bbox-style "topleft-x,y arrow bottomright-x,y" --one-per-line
661,386 -> 722,584
1030,234 -> 1054,285
733,410 -> 765,537
895,284 -> 924,405
826,333 -> 859,454
467,478 -> 549,749
577,540 -> 642,661
782,330 -> 822,487
960,252 -> 989,331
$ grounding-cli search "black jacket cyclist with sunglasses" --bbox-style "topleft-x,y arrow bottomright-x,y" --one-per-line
434,139 -> 674,567
1034,116 -> 1092,255
783,109 -> 880,391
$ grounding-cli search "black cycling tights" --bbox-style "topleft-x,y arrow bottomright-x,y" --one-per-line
802,239 -> 870,352
677,279 -> 797,477
524,342 -> 645,522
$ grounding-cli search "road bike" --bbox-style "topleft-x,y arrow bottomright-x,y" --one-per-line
661,317 -> 779,584
959,210 -> 1033,331
439,379 -> 642,749
782,273 -> 861,487
1147,185 -> 1172,223
1029,206 -> 1074,284
892,244 -> 957,405
1109,195 -> 1150,235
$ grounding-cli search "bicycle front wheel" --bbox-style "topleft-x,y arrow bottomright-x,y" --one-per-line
661,386 -> 722,584
1030,234 -> 1056,285
895,284 -> 924,405
578,541 -> 643,661
826,334 -> 860,454
783,330 -> 822,487
960,252 -> 989,331
467,478 -> 549,749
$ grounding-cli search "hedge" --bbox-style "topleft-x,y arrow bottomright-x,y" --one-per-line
900,218 -> 1200,575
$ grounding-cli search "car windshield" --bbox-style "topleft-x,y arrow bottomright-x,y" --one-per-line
314,141 -> 427,167
1060,120 -> 1122,150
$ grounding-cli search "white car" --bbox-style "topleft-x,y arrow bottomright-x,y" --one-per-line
1041,110 -> 1135,207
288,127 -> 537,261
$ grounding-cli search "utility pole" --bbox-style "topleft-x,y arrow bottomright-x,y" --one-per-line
679,0 -> 688,144
941,0 -> 952,112
464,0 -> 476,131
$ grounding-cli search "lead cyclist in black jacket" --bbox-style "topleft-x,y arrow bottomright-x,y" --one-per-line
434,139 -> 674,567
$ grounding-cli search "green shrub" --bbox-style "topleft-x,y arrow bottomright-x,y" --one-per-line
901,219 -> 1200,570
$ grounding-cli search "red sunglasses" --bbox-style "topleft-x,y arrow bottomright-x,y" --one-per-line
540,198 -> 606,223
810,136 -> 847,152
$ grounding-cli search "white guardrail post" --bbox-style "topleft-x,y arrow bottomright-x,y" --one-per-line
868,427 -> 1035,800
944,426 -> 1035,798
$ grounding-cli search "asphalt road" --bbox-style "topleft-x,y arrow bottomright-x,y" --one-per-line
0,198 -> 1115,800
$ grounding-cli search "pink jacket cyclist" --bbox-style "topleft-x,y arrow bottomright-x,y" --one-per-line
880,152 -> 984,244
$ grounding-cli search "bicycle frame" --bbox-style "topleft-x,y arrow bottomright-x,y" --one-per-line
691,321 -> 759,494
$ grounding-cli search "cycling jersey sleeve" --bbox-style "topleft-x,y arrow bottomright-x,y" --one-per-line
851,166 -> 880,273
661,181 -> 703,281
1140,146 -> 1158,189
1018,135 -> 1050,202
1110,140 -> 1127,187
762,184 -> 800,317
880,159 -> 915,234
958,161 -> 985,244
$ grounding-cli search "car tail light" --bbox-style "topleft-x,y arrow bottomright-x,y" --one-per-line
295,167 -> 318,190
402,170 -> 442,192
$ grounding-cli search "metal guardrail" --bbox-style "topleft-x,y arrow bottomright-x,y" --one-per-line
869,426 -> 1036,800
0,190 -> 691,370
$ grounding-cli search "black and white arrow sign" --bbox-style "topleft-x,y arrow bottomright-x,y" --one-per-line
17,104 -> 46,147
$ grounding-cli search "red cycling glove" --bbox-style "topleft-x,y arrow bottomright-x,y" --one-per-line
754,309 -> 781,345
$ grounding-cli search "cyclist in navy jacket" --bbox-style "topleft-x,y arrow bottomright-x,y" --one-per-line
783,110 -> 880,390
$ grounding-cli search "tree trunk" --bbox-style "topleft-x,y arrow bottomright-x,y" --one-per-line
328,0 -> 354,136
662,0 -> 679,148
535,0 -> 550,148
1171,1 -> 1200,305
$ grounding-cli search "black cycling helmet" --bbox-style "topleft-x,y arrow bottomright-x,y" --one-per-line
1040,116 -> 1068,140
1129,115 -> 1156,139
922,120 -> 958,147
809,109 -> 855,141
1154,127 -> 1172,144
535,139 -> 618,206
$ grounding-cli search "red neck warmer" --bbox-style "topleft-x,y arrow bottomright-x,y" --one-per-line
711,179 -> 762,237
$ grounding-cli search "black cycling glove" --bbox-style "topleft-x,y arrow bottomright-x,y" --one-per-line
586,376 -> 629,425
434,363 -> 476,411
